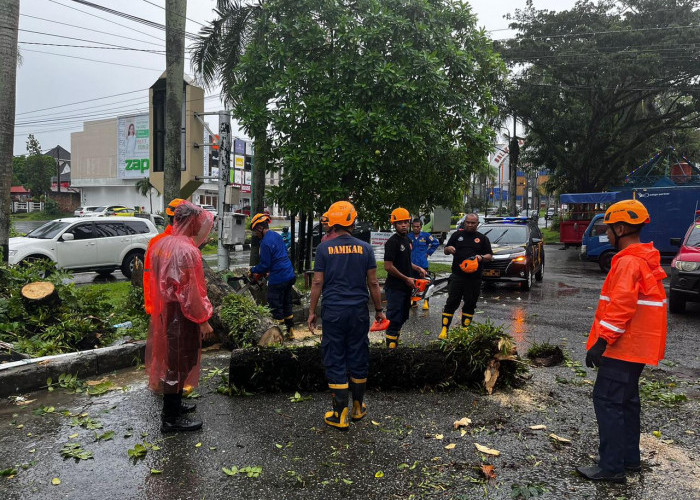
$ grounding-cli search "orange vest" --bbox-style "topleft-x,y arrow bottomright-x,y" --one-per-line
587,242 -> 667,365
143,225 -> 172,315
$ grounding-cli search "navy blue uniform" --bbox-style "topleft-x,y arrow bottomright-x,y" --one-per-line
384,233 -> 413,341
251,230 -> 296,320
314,233 -> 376,384
408,231 -> 439,270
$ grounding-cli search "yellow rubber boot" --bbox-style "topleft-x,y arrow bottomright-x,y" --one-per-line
324,385 -> 349,430
284,315 -> 295,340
386,334 -> 399,349
350,378 -> 367,421
438,313 -> 452,340
422,299 -> 429,310
461,313 -> 473,328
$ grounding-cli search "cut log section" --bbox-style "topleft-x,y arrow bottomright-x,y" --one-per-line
21,281 -> 60,309
229,345 -> 521,393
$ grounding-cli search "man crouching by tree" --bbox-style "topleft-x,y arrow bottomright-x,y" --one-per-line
145,202 -> 215,433
308,201 -> 386,430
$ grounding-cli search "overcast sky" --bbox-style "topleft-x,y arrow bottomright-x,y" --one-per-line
13,0 -> 579,155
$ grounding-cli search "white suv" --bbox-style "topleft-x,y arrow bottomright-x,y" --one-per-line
8,217 -> 158,278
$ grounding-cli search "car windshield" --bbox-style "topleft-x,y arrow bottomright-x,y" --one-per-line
686,225 -> 700,247
94,206 -> 106,212
481,225 -> 528,245
26,221 -> 71,239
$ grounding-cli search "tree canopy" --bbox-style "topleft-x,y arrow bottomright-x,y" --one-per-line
500,0 -> 700,193
22,134 -> 54,198
226,0 -> 504,221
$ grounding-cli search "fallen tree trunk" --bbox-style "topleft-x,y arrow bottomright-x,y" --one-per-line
229,345 -> 522,393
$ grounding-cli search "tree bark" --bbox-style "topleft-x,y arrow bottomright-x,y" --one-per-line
0,1 -> 19,264
249,133 -> 267,266
164,0 -> 187,204
228,345 -> 522,393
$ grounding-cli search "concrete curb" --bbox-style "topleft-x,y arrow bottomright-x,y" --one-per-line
0,341 -> 145,398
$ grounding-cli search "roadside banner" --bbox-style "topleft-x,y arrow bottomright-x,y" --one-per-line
117,113 -> 149,179
370,231 -> 393,246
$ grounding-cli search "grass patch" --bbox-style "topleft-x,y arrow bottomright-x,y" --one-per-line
540,226 -> 560,244
639,377 -> 688,406
376,262 -> 452,281
11,211 -> 72,221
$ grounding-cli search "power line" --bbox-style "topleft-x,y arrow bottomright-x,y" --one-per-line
19,48 -> 166,71
47,0 -> 165,42
493,23 -> 699,41
17,88 -> 149,116
140,0 -> 205,27
67,0 -> 199,40
17,27 -> 163,51
19,13 -> 166,47
19,41 -> 166,53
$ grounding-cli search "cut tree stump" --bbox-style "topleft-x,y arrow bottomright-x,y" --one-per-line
21,281 -> 60,309
229,345 -> 520,393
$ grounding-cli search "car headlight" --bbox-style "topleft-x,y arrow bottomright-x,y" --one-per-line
675,260 -> 700,272
510,251 -> 526,262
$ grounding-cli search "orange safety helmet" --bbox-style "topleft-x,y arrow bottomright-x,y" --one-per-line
604,199 -> 650,225
326,201 -> 357,227
459,257 -> 479,274
165,198 -> 186,217
390,207 -> 411,224
250,212 -> 271,230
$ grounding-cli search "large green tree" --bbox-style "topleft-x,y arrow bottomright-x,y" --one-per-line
220,0 -> 504,221
500,0 -> 700,193
24,134 -> 54,198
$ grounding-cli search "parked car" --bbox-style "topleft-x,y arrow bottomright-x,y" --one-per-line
479,216 -> 545,291
89,205 -> 129,217
113,207 -> 136,217
198,204 -> 218,220
134,213 -> 166,232
669,219 -> 700,313
545,208 -> 556,220
8,216 -> 158,278
309,220 -> 373,247
73,205 -> 99,217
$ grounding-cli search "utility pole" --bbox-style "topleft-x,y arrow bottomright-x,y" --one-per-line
508,116 -> 519,216
217,111 -> 231,272
163,0 -> 186,204
55,146 -> 61,193
0,1 -> 20,264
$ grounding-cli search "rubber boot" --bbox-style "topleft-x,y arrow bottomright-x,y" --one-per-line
411,300 -> 418,308
324,386 -> 349,430
422,298 -> 429,310
438,313 -> 453,340
461,312 -> 473,328
386,333 -> 399,349
161,393 -> 202,433
178,390 -> 196,413
350,378 -> 367,421
284,315 -> 295,340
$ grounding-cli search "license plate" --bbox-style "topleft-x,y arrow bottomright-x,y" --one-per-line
482,269 -> 500,277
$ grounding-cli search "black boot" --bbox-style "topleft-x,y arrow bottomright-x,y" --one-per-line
386,333 -> 399,349
576,466 -> 626,483
161,393 -> 203,433
349,378 -> 367,421
284,315 -> 295,340
461,312 -> 473,328
324,386 -> 349,430
178,391 -> 196,413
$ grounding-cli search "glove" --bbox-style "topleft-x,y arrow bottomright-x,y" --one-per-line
585,338 -> 608,368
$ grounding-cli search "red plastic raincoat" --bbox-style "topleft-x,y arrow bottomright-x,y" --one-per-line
587,242 -> 667,365
143,225 -> 172,315
145,202 -> 214,393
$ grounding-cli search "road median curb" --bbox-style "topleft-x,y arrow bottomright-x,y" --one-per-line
0,341 -> 145,397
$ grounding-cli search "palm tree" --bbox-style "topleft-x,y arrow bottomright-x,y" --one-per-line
135,177 -> 158,213
190,0 -> 268,265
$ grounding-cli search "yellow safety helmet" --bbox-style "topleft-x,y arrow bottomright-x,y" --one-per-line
604,199 -> 650,225
251,212 -> 271,230
459,257 -> 479,274
165,198 -> 186,217
326,201 -> 357,227
390,207 -> 411,224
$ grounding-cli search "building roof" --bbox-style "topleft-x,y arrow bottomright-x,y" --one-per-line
10,186 -> 30,194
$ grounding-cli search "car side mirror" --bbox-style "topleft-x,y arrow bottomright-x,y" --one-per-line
670,237 -> 681,247
62,232 -> 75,241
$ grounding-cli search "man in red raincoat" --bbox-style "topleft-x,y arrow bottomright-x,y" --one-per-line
577,199 -> 667,483
145,202 -> 214,432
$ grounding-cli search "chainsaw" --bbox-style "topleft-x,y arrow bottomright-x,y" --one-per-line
411,271 -> 436,304
226,273 -> 266,295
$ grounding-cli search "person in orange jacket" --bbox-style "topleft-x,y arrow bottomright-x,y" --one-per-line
577,199 -> 667,483
143,198 -> 186,315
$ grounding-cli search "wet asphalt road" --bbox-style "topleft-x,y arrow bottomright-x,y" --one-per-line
1,246 -> 698,499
